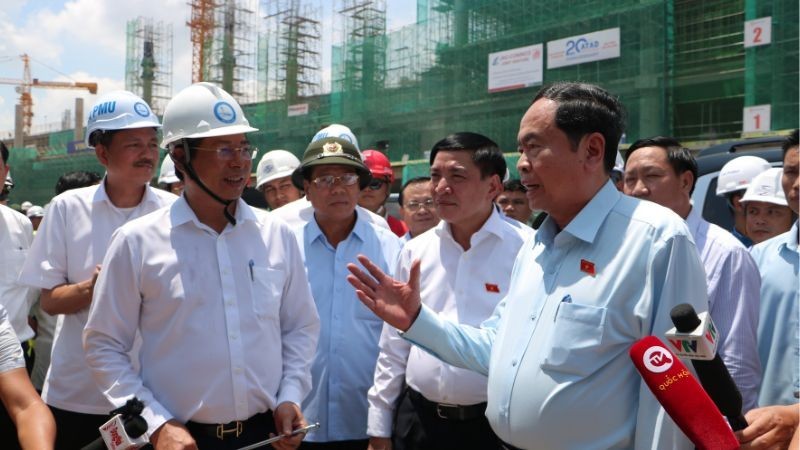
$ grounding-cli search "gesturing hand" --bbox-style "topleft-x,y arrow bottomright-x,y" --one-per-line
346,255 -> 422,332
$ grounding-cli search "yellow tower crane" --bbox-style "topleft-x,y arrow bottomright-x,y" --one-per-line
0,54 -> 98,136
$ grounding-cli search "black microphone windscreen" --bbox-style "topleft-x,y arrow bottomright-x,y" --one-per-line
670,303 -> 700,332
125,416 -> 148,439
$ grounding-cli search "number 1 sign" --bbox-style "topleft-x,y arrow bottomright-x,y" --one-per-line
744,17 -> 772,48
743,105 -> 771,133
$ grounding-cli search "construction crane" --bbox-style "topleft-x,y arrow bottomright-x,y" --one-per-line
187,0 -> 217,83
0,54 -> 98,136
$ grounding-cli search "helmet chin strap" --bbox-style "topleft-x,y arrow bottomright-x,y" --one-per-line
178,139 -> 238,226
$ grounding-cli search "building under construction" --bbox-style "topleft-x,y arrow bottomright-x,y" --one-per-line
5,0 -> 799,205
125,17 -> 174,115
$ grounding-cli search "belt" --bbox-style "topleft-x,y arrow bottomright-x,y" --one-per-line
185,410 -> 272,441
407,388 -> 487,421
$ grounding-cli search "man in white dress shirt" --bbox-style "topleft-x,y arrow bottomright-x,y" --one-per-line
623,136 -> 762,410
84,82 -> 320,450
18,91 -> 176,448
367,132 -> 533,450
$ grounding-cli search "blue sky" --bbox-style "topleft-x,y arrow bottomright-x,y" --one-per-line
0,0 -> 416,139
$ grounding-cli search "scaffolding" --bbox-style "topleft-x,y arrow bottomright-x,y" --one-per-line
263,0 -> 321,103
5,0 -> 799,206
125,17 -> 173,114
188,0 -> 259,104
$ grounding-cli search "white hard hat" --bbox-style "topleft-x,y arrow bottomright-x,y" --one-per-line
716,156 -> 772,196
613,151 -> 624,173
311,124 -> 360,152
741,168 -> 788,206
20,201 -> 32,212
26,205 -> 44,218
161,82 -> 258,148
158,156 -> 180,184
256,149 -> 300,190
86,90 -> 160,147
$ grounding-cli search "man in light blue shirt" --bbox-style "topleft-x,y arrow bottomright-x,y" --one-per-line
751,129 -> 799,407
347,82 -> 709,450
623,136 -> 762,410
287,136 -> 402,449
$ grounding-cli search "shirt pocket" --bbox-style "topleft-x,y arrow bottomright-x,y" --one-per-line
251,267 -> 284,320
540,302 -> 607,377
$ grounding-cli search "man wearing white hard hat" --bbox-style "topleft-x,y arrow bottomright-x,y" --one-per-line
84,82 -> 320,450
157,156 -> 184,195
18,90 -> 177,448
740,167 -> 795,245
716,155 -> 773,247
256,149 -> 303,210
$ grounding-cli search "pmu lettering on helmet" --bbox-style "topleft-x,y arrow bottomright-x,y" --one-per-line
668,338 -> 698,354
658,368 -> 690,391
89,101 -> 117,120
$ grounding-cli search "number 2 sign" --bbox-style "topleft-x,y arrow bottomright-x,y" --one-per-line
744,17 -> 771,48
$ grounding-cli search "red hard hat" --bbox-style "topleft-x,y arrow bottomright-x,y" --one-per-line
362,149 -> 394,182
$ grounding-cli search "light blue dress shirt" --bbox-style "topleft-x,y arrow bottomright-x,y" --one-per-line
750,221 -> 800,407
685,206 -> 762,411
293,210 -> 402,442
404,181 -> 709,450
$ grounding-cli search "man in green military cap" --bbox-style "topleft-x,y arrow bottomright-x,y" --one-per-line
288,136 -> 403,450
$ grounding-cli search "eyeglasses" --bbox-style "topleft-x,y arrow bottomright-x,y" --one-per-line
194,145 -> 258,161
366,179 -> 388,191
405,199 -> 434,211
312,173 -> 360,189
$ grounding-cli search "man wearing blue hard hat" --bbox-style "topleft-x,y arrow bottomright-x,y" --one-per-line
19,90 -> 177,448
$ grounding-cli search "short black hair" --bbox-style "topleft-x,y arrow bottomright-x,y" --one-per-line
626,136 -> 698,194
503,179 -> 526,193
429,132 -> 506,180
88,129 -> 122,148
783,129 -> 799,157
55,171 -> 102,195
399,176 -> 431,206
532,82 -> 626,174
0,141 -> 8,164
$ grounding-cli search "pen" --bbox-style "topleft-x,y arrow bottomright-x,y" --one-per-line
248,259 -> 254,281
554,294 -> 572,321
236,422 -> 320,450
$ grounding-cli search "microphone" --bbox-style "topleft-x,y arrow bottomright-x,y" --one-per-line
81,398 -> 149,450
629,336 -> 739,450
666,303 -> 748,431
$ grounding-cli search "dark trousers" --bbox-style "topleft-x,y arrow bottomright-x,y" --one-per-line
50,406 -> 109,449
393,388 -> 501,450
299,440 -> 369,450
0,401 -> 21,450
186,410 -> 277,450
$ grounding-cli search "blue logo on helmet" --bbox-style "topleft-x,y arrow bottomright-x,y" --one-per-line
213,101 -> 237,124
133,102 -> 150,117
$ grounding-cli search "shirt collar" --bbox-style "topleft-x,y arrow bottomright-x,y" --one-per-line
685,204 -> 703,234
784,220 -> 799,251
92,177 -> 161,207
555,180 -> 620,244
170,196 -> 257,229
434,204 -> 508,244
306,208 -> 367,245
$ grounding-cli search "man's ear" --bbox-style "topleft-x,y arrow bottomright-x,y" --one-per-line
487,173 -> 503,201
679,169 -> 695,195
95,144 -> 110,168
582,132 -> 606,171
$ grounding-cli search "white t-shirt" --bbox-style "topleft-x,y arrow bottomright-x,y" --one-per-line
19,181 -> 177,414
0,204 -> 38,341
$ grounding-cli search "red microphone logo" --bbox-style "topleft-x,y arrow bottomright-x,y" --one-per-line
643,345 -> 673,373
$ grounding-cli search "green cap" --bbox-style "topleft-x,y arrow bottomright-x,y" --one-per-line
291,136 -> 372,189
